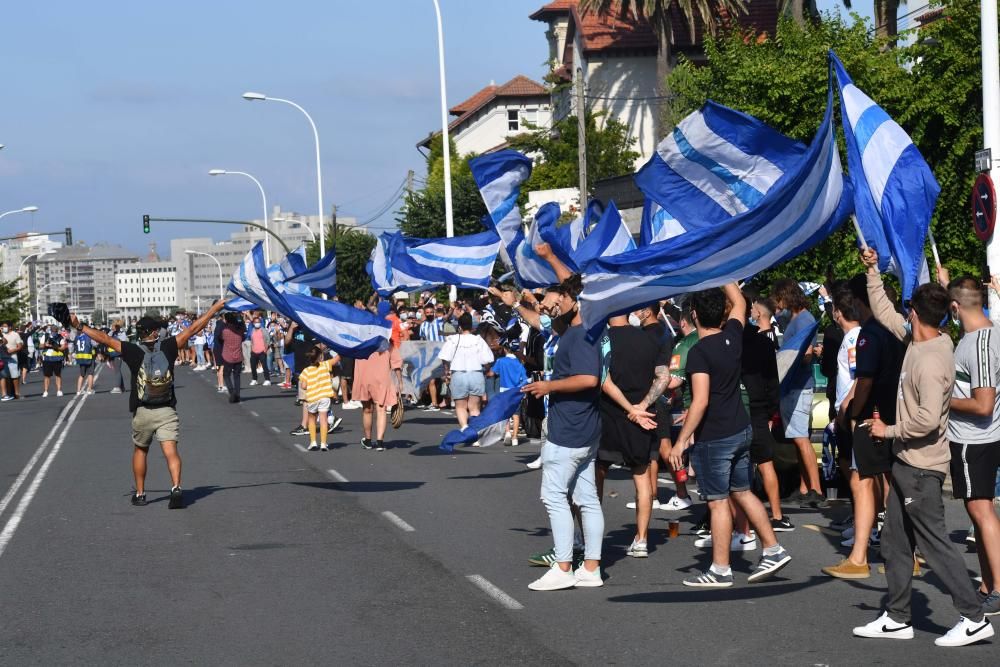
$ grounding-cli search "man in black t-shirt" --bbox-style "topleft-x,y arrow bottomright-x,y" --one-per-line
71,301 -> 225,509
284,322 -> 319,436
669,283 -> 791,588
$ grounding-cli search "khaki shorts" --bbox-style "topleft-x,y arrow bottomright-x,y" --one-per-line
131,406 -> 180,449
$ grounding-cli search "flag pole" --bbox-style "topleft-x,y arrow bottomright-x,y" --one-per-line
850,215 -> 869,250
927,227 -> 942,268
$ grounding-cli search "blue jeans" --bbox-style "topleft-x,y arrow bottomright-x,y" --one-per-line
690,425 -> 753,501
540,440 -> 604,563
194,344 -> 206,366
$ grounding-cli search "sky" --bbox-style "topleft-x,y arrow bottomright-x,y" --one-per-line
0,1 -> 882,260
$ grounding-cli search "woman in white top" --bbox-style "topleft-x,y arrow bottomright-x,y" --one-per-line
438,313 -> 495,432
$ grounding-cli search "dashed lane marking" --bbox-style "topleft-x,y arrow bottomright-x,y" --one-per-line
381,511 -> 415,532
465,575 -> 524,611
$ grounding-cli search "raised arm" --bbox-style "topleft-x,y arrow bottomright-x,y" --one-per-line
534,242 -> 573,283
722,282 -> 746,326
861,248 -> 907,341
176,300 -> 226,348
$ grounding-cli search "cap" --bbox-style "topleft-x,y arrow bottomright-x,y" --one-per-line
136,316 -> 166,334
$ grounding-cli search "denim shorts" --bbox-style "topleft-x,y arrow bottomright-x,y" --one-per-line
450,370 -> 485,399
690,425 -> 753,501
780,388 -> 813,439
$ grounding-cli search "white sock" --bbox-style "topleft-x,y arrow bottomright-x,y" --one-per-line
710,563 -> 732,576
763,544 -> 782,556
310,442 -> 317,447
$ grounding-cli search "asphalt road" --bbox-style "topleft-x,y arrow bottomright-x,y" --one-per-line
0,362 -> 996,666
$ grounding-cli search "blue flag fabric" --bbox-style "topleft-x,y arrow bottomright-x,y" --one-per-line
285,248 -> 337,297
776,320 -> 819,393
230,242 -> 390,358
639,197 -> 684,246
470,150 -> 533,268
831,51 -> 938,302
226,245 -> 311,311
573,201 -> 636,267
366,230 -> 500,297
439,384 -> 525,452
579,90 -> 853,337
510,206 -> 562,289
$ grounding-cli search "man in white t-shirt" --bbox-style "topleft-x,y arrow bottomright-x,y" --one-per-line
1,321 -> 24,401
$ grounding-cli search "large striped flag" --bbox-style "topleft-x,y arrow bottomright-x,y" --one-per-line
573,201 -> 636,267
831,51 -> 938,302
366,230 -> 500,297
285,248 -> 337,297
469,150 -> 533,268
776,320 -> 819,393
439,383 -> 525,452
230,242 -> 390,358
579,90 -> 853,336
227,244 -> 311,311
509,207 -> 562,288
639,198 -> 684,246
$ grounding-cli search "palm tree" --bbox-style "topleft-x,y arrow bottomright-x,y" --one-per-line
842,0 -> 900,40
578,0 -> 748,137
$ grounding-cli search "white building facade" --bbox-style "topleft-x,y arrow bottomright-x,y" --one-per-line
115,262 -> 178,319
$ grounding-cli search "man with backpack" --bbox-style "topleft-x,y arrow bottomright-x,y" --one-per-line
70,300 -> 225,509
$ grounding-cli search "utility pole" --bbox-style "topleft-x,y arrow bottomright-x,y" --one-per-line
407,169 -> 415,195
331,204 -> 338,247
576,61 -> 588,221
983,0 -> 1000,316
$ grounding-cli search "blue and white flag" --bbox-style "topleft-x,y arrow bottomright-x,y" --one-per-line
580,93 -> 853,336
286,248 -> 337,297
470,150 -> 533,267
439,384 -> 525,452
573,201 -> 636,267
536,202 -> 584,273
231,242 -> 389,358
831,51 -> 938,303
227,245 -> 311,311
639,197 -> 685,246
776,320 -> 819,393
510,208 -> 562,288
366,230 -> 500,297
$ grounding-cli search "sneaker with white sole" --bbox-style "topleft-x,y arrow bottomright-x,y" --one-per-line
626,499 -> 661,510
263,380 -> 271,386
320,444 -> 329,452
308,443 -> 320,451
695,532 -> 757,551
56,391 -> 63,397
343,400 -> 362,410
934,616 -> 993,647
511,438 -> 519,447
747,547 -> 792,583
249,380 -> 258,386
626,540 -> 648,558
660,495 -> 693,511
526,456 -> 542,470
574,565 -> 603,587
42,391 -> 48,398
327,416 -> 343,431
528,563 -> 577,591
853,611 -> 914,640
683,569 -> 733,588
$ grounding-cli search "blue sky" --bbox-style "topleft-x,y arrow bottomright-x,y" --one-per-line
1,1 -> 874,258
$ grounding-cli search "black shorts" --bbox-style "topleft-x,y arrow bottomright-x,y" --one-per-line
598,410 -> 657,469
851,423 -> 892,476
655,400 -> 672,441
340,356 -> 355,380
42,360 -> 63,377
749,414 -> 776,464
950,442 -> 1000,500
78,362 -> 95,377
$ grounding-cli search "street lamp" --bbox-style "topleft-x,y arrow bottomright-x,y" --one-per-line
273,216 -> 316,242
185,249 -> 225,301
431,0 -> 456,303
0,205 -> 39,222
17,250 -> 54,321
241,91 -> 327,266
209,169 -> 270,262
36,280 -> 69,322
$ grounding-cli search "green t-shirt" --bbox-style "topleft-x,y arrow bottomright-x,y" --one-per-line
670,331 -> 698,410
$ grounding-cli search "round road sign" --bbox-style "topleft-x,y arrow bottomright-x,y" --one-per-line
971,173 -> 996,242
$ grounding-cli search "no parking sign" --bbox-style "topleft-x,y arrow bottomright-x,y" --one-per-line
971,173 -> 996,242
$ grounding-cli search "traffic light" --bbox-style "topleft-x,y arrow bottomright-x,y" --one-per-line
65,227 -> 72,245
143,215 -> 150,234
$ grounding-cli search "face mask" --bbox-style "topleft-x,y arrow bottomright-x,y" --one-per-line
254,323 -> 261,328
1,327 -> 8,333
628,314 -> 642,328
776,308 -> 790,320
748,317 -> 758,327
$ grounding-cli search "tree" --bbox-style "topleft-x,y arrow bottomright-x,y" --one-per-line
507,112 -> 640,205
0,269 -> 27,324
579,0 -> 748,136
841,1 -> 899,40
666,6 -> 985,285
334,228 -> 378,306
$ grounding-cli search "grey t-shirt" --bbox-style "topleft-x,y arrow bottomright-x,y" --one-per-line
949,323 -> 1000,445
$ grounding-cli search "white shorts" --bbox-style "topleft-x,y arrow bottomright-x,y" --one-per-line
307,398 -> 331,414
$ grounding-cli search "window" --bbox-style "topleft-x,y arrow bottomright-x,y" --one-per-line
507,109 -> 519,132
523,108 -> 538,127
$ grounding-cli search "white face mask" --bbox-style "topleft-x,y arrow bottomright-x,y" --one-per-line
628,314 -> 642,328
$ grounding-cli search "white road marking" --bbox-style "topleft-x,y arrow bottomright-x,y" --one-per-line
381,511 -> 415,532
270,426 -> 281,434
326,469 -> 348,483
294,444 -> 307,453
465,575 -> 524,611
0,390 -> 90,559
249,410 -> 259,418
0,395 -> 80,519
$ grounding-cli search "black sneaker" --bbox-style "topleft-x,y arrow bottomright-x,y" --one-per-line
168,486 -> 184,510
771,516 -> 795,532
289,425 -> 309,436
376,440 -> 385,452
131,493 -> 147,507
361,438 -> 373,450
799,490 -> 829,509
786,489 -> 807,503
690,518 -> 711,536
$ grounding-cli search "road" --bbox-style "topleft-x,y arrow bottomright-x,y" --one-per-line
0,363 -> 996,666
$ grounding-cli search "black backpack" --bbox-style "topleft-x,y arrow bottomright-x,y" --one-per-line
136,341 -> 174,405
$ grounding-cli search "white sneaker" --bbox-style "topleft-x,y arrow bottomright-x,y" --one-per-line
327,416 -> 343,431
525,456 -> 542,470
217,386 -> 226,393
660,495 -> 693,511
42,391 -> 49,398
511,438 -> 519,447
695,532 -> 757,551
626,499 -> 661,510
934,616 -> 994,647
110,387 -> 122,394
528,563 -> 577,591
852,611 -> 914,640
343,400 -> 362,410
263,380 -> 271,386
56,391 -> 64,397
249,380 -> 258,386
574,564 -> 603,587
626,540 -> 648,558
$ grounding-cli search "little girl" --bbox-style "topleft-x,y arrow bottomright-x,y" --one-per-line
297,345 -> 340,451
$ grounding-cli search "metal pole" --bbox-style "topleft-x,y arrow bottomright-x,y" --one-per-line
185,249 -> 225,301
576,64 -> 588,227
983,0 -> 1000,316
432,0 -> 456,304
146,217 -> 290,254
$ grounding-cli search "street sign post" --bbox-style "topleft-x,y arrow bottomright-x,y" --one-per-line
972,173 -> 997,242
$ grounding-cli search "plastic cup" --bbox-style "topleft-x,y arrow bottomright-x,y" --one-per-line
826,487 -> 838,500
668,519 -> 680,539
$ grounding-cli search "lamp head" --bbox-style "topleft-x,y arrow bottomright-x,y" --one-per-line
22,206 -> 38,212
208,169 -> 226,176
242,92 -> 267,101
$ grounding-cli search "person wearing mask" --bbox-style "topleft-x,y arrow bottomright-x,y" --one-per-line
0,321 -> 24,401
40,325 -> 67,397
285,321 -> 318,436
438,313 -> 495,435
669,283 -> 791,588
248,315 -> 272,387
771,278 -> 824,508
354,303 -> 404,452
73,328 -> 97,395
213,316 -> 227,393
70,301 -> 225,509
105,322 -> 127,394
664,307 -> 698,513
418,304 -> 445,411
220,312 -> 247,403
857,248 -> 993,646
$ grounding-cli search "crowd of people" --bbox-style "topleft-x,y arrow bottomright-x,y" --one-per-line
7,240 -> 1000,648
